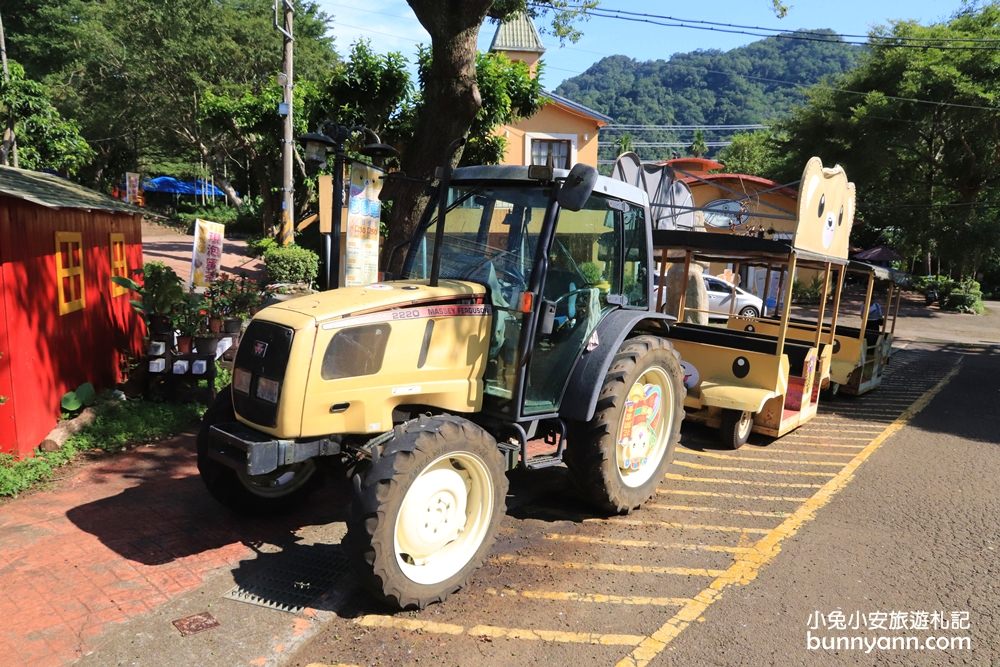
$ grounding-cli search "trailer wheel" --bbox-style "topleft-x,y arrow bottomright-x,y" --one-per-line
821,381 -> 840,400
566,336 -> 685,514
346,415 -> 507,610
720,409 -> 753,449
197,386 -> 319,514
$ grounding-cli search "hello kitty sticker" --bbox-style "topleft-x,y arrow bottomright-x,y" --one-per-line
618,383 -> 663,472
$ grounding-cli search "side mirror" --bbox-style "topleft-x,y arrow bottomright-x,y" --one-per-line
557,164 -> 598,212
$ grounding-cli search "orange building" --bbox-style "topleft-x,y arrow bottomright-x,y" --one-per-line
489,15 -> 611,168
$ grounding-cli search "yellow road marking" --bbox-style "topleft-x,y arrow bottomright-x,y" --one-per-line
492,554 -> 727,577
760,448 -> 855,458
544,533 -> 751,553
592,517 -> 771,535
355,615 -> 643,647
617,362 -> 961,667
647,503 -> 791,519
673,460 -> 836,477
674,448 -> 844,467
664,473 -> 823,489
776,437 -> 869,445
485,587 -> 693,607
656,488 -> 810,502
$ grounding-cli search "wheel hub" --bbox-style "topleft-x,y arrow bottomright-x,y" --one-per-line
397,468 -> 468,562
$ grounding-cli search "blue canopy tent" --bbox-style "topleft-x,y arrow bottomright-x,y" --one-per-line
142,176 -> 229,197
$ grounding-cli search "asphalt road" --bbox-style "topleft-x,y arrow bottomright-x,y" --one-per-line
284,343 -> 998,667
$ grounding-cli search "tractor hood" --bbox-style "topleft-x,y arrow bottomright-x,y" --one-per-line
257,279 -> 488,330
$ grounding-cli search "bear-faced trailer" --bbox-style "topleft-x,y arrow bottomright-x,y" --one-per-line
651,158 -> 855,448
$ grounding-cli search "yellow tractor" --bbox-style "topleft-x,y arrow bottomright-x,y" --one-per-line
197,164 -> 686,609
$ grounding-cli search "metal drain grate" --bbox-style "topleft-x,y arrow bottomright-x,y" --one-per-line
224,544 -> 353,613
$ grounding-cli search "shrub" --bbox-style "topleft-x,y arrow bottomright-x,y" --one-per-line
263,244 -> 319,285
941,278 -> 984,314
792,276 -> 824,304
176,203 -> 239,228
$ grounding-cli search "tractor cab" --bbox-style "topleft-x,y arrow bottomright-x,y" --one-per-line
402,165 -> 655,424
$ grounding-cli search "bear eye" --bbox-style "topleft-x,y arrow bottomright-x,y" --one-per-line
838,206 -> 844,226
817,194 -> 826,218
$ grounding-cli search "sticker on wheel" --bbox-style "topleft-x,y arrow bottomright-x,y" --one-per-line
679,360 -> 700,389
617,383 -> 662,471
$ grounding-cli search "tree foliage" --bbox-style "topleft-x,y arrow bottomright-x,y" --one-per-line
773,5 -> 1000,280
0,61 -> 93,174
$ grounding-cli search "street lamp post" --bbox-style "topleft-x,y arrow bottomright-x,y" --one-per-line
300,125 -> 398,290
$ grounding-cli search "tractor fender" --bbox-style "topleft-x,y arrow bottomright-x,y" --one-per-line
559,309 -> 675,423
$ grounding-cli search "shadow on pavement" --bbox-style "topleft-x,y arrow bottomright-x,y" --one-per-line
66,436 -> 347,566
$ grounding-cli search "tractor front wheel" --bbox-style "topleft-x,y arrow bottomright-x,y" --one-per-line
197,387 -> 319,514
346,415 -> 507,610
566,335 -> 685,514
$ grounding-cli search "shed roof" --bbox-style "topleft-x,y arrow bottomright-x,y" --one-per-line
0,165 -> 139,215
490,13 -> 546,53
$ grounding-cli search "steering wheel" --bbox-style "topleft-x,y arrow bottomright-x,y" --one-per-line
552,287 -> 596,309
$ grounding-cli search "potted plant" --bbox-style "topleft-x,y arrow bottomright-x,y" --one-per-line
174,292 -> 206,354
206,273 -> 261,333
205,274 -> 237,333
112,262 -> 185,336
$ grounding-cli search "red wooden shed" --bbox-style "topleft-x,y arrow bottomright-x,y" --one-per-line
0,166 -> 144,458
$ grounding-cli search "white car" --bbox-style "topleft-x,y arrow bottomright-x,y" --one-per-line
703,275 -> 763,318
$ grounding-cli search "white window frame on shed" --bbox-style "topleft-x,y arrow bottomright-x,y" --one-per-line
523,132 -> 578,169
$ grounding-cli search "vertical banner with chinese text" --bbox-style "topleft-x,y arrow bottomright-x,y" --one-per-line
344,165 -> 383,286
189,219 -> 225,289
125,172 -> 140,204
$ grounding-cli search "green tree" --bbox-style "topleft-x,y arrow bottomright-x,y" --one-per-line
688,129 -> 708,157
0,62 -> 92,174
716,129 -> 782,178
776,4 -> 1000,279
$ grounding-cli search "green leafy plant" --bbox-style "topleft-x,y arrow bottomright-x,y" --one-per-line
263,244 -> 319,285
205,273 -> 263,319
792,276 -> 824,304
174,292 -> 208,337
111,261 -> 185,331
60,382 -> 96,413
215,362 -> 232,394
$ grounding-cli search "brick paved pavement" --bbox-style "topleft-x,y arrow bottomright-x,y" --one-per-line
0,428 -> 338,665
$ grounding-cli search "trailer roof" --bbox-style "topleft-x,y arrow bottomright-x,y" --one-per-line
652,229 -> 849,266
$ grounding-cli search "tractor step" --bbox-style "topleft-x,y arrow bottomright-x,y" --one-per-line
525,453 -> 564,470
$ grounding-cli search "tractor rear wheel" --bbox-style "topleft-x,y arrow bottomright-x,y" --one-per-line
566,335 -> 685,514
346,415 -> 507,610
197,387 -> 319,514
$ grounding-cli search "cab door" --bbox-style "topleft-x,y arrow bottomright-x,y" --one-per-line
522,199 -> 650,415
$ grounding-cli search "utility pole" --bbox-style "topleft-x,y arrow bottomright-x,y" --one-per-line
275,1 -> 294,245
0,10 -> 18,168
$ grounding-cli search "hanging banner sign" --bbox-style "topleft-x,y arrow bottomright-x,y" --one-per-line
125,172 -> 140,204
189,219 -> 225,289
344,165 -> 383,287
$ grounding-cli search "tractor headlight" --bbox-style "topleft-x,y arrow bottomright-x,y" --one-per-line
233,368 -> 252,394
256,377 -> 280,404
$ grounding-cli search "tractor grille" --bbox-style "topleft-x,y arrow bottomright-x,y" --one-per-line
233,320 -> 294,427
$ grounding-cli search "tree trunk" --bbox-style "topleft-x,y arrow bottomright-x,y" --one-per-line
218,177 -> 243,208
381,0 -> 494,275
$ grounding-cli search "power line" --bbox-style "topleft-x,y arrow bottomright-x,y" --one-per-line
532,2 -> 1000,51
606,124 -> 769,131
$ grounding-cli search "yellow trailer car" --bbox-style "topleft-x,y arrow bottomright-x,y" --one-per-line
734,260 -> 905,396
653,158 -> 855,448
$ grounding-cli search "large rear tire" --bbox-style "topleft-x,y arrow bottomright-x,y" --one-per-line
197,387 -> 320,514
346,415 -> 507,610
566,336 -> 685,514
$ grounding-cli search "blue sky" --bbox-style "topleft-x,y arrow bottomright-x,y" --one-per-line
315,1 -> 969,89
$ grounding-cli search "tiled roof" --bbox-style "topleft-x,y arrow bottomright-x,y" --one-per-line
490,13 -> 546,53
0,165 -> 139,214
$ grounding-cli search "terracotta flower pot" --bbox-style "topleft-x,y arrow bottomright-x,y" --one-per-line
176,335 -> 193,354
209,317 -> 224,333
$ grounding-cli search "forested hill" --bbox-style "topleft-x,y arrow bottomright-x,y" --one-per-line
554,30 -> 864,125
